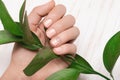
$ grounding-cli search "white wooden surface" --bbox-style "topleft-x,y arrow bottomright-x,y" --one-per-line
0,0 -> 120,80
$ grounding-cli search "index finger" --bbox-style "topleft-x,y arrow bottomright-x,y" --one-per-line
28,0 -> 55,31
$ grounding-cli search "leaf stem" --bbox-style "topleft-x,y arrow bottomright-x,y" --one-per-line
95,71 -> 111,80
110,73 -> 115,80
63,55 -> 111,80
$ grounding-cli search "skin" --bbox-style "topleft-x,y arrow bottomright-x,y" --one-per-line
0,0 -> 80,80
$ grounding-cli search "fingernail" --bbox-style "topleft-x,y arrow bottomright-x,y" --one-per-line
44,19 -> 52,28
46,29 -> 56,38
51,37 -> 61,46
54,47 -> 62,54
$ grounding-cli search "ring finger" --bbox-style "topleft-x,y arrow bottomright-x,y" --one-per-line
50,27 -> 80,47
53,43 -> 77,55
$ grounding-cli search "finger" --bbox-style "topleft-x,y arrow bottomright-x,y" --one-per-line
53,44 -> 77,55
50,27 -> 80,47
28,0 -> 55,31
43,4 -> 66,28
46,15 -> 75,38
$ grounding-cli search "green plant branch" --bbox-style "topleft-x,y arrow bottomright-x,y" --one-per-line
75,62 -> 110,80
63,54 -> 111,80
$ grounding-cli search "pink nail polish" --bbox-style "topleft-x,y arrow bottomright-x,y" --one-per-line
52,38 -> 61,46
44,19 -> 52,28
46,29 -> 56,38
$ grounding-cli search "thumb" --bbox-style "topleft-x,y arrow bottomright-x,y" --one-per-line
28,0 -> 55,31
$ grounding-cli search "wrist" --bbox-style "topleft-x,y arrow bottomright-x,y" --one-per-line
1,63 -> 28,80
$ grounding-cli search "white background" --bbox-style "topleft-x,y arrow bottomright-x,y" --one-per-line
0,0 -> 120,80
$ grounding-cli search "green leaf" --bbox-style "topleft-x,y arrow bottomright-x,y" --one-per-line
19,0 -> 26,23
19,0 -> 43,48
103,31 -> 120,73
69,54 -> 110,80
21,12 -> 35,44
0,0 -> 22,36
31,32 -> 43,48
16,22 -> 43,50
69,54 -> 96,74
19,42 -> 41,51
20,12 -> 43,49
24,47 -> 58,76
46,68 -> 80,80
0,30 -> 22,44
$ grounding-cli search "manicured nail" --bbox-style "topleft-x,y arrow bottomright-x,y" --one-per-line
54,47 -> 62,54
44,19 -> 52,28
51,37 -> 61,46
46,29 -> 56,38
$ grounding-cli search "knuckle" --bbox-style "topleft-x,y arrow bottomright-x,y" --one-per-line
57,4 -> 66,13
32,6 -> 39,13
73,27 -> 80,36
66,15 -> 76,24
73,44 -> 77,53
54,21 -> 63,29
50,13 -> 58,18
63,45 -> 69,52
58,22 -> 63,28
64,44 -> 77,53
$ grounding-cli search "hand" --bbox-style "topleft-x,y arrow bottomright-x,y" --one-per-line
1,0 -> 79,80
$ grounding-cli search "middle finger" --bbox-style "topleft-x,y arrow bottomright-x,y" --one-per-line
46,15 -> 75,38
43,4 -> 66,28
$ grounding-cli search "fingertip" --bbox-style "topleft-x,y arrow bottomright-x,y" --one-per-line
50,37 -> 61,47
43,19 -> 53,28
46,0 -> 55,8
57,4 -> 66,13
46,28 -> 56,38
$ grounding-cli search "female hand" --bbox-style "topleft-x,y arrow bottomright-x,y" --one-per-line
1,0 -> 79,80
